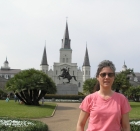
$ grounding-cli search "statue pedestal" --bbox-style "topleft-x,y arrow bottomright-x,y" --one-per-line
56,83 -> 78,95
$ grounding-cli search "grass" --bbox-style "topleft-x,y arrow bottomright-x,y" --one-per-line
0,100 -> 139,120
0,100 -> 56,118
129,102 -> 140,120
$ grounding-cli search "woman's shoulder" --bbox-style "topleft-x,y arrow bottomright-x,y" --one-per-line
114,92 -> 125,97
114,92 -> 128,100
85,92 -> 98,100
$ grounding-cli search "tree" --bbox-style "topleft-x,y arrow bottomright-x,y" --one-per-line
113,68 -> 135,93
0,89 -> 7,99
5,68 -> 56,105
125,86 -> 140,102
83,78 -> 98,94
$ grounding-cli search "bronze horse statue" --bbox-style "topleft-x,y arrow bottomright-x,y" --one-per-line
58,68 -> 77,83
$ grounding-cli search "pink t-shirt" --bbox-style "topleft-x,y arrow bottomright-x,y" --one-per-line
79,91 -> 131,131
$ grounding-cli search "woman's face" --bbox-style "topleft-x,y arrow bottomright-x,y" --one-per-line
97,66 -> 115,89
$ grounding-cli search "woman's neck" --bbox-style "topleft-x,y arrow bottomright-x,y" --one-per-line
98,88 -> 113,96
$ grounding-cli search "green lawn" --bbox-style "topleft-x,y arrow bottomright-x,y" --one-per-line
0,100 -> 56,118
0,100 -> 139,120
129,102 -> 140,120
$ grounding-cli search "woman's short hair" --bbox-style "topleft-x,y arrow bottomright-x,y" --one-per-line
96,60 -> 116,77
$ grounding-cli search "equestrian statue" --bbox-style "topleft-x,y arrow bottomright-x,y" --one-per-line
58,67 -> 77,83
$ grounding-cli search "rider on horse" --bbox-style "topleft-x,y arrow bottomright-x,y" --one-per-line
58,67 -> 77,83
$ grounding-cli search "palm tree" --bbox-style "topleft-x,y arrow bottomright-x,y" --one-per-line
5,68 -> 56,105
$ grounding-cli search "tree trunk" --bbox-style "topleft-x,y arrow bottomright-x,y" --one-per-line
30,90 -> 33,100
32,89 -> 39,106
20,91 -> 26,101
23,90 -> 33,105
37,90 -> 47,101
15,93 -> 27,104
16,89 -> 47,106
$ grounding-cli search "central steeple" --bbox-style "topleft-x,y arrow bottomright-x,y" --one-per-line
61,21 -> 71,49
60,21 -> 72,63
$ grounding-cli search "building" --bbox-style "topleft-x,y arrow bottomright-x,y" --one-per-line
121,61 -> 140,86
0,57 -> 21,79
0,57 -> 21,90
1,22 -> 140,93
40,22 -> 91,92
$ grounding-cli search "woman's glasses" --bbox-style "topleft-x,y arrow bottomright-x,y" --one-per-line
99,72 -> 115,78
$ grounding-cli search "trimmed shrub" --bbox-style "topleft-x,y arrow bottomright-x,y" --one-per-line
0,117 -> 48,131
45,94 -> 86,100
78,92 -> 85,95
0,89 -> 7,99
130,119 -> 140,131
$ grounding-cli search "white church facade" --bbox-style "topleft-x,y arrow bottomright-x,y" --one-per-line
1,22 -> 140,93
40,22 -> 91,92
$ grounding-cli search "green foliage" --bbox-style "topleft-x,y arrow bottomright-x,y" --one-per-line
125,86 -> 140,102
83,78 -> 97,94
0,89 -> 7,99
6,68 -> 56,93
45,94 -> 85,100
78,92 -> 85,95
5,68 -> 56,105
0,117 -> 48,131
130,119 -> 140,131
113,68 -> 135,93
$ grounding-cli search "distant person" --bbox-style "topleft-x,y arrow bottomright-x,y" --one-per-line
76,60 -> 131,131
14,94 -> 17,102
6,94 -> 9,102
41,97 -> 45,105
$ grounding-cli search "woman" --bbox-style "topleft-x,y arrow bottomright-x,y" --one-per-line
76,60 -> 131,131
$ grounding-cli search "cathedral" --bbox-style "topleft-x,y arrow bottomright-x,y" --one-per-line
1,22 -> 140,93
40,22 -> 91,92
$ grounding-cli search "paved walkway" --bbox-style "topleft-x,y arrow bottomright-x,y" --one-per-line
34,103 -> 88,131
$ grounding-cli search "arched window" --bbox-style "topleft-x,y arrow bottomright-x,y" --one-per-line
86,70 -> 88,75
56,70 -> 57,75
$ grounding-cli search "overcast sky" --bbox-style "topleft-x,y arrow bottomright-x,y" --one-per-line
0,0 -> 140,77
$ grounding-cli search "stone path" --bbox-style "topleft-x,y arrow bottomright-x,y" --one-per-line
33,103 -> 88,131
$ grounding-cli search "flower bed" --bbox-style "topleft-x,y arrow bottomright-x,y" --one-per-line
130,120 -> 140,131
0,117 -> 48,131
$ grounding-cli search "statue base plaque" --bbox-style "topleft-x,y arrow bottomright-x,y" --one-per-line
56,83 -> 78,95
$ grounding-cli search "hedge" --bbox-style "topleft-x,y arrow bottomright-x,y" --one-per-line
44,94 -> 86,100
130,119 -> 140,131
0,117 -> 48,131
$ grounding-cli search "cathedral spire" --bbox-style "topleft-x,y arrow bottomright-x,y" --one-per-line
122,60 -> 127,71
61,21 -> 71,49
1,57 -> 10,70
5,57 -> 8,64
40,45 -> 48,65
83,45 -> 90,66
